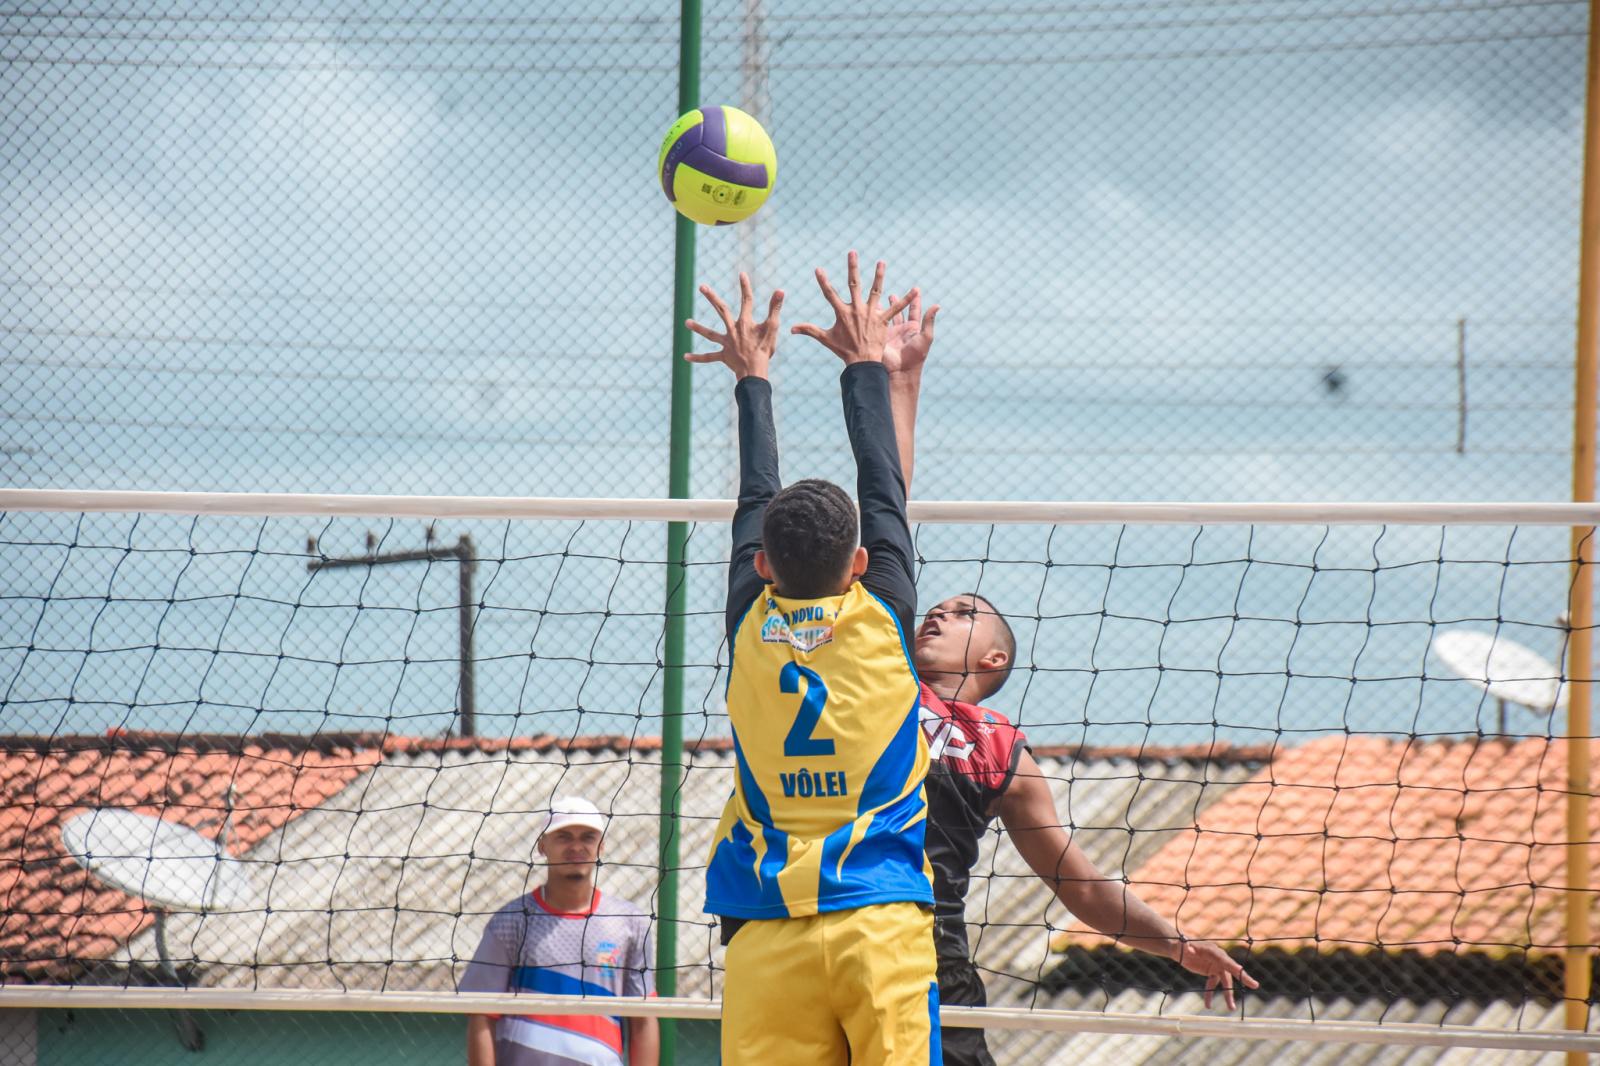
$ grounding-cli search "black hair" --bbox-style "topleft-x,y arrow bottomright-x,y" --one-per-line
761,478 -> 859,598
966,592 -> 1017,697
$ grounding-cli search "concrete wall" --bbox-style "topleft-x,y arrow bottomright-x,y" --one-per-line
0,1009 -> 36,1066
33,1010 -> 719,1066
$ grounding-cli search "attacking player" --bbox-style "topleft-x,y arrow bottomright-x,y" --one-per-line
879,294 -> 1259,1066
684,252 -> 940,1065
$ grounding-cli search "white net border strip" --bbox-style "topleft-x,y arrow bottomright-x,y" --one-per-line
3,489 -> 1600,526
0,989 -> 1594,1053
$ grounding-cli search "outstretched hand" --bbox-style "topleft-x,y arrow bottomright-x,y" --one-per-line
1176,939 -> 1259,1010
882,289 -> 940,377
684,272 -> 784,380
790,251 -> 917,365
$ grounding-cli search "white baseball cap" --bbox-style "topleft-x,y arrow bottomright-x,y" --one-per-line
540,796 -> 608,838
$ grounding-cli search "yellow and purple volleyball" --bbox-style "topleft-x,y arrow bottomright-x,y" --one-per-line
658,105 -> 777,226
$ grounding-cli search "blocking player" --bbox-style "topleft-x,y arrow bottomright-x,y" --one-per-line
880,296 -> 1259,1066
684,253 -> 939,1065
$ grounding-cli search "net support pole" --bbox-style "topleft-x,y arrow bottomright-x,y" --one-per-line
658,4 -> 702,1063
1568,5 -> 1600,1060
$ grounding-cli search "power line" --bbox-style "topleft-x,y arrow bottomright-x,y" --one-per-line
3,354 -> 664,395
0,0 -> 1580,28
3,410 -> 1563,457
0,322 -> 657,363
2,282 -> 1571,330
0,278 -> 650,314
4,352 -> 1571,385
763,27 -> 1581,72
4,1 -> 1575,48
2,27 -> 1576,74
3,323 -> 1573,378
0,410 -> 668,451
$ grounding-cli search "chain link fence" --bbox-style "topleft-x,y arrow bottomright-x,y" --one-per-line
4,1 -> 1587,503
2,3 -> 1595,1065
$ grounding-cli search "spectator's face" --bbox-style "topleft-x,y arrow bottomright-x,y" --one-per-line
538,826 -> 603,881
914,595 -> 1005,694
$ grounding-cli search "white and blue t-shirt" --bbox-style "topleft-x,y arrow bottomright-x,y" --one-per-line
460,888 -> 654,1066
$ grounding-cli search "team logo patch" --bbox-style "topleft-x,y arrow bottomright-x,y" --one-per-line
760,606 -> 836,652
595,940 -> 623,973
919,702 -> 973,762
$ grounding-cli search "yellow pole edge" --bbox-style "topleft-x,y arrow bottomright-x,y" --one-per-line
1568,5 -> 1600,1063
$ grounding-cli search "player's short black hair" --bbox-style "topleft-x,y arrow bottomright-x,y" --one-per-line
967,592 -> 1017,697
761,479 -> 859,598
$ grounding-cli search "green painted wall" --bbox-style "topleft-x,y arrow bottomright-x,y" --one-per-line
38,1009 -> 719,1066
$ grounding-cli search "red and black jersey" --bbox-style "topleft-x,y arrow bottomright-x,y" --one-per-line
918,683 -> 1029,921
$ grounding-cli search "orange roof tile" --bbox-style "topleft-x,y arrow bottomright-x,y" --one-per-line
1055,735 -> 1600,959
0,730 -> 1272,983
0,733 -> 382,982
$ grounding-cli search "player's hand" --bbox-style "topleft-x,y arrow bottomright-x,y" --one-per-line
684,273 -> 784,380
882,289 -> 939,377
790,250 -> 916,365
1175,939 -> 1259,1010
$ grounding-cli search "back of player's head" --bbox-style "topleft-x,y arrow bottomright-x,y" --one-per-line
967,592 -> 1017,697
761,478 -> 858,598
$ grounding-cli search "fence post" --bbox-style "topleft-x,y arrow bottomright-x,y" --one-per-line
659,2 -> 703,1063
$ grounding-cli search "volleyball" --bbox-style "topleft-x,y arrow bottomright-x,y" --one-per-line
658,105 -> 777,226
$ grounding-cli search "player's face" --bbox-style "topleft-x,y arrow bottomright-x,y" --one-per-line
913,595 -> 1000,682
538,826 -> 603,880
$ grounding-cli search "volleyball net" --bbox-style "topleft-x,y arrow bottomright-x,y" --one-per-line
0,490 -> 1596,1060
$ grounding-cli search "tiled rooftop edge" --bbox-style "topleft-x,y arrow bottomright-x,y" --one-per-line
3,732 -> 1293,763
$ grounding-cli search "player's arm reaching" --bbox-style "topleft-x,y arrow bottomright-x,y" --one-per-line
885,293 -> 1258,1012
790,251 -> 919,628
684,272 -> 786,634
998,750 -> 1259,1008
882,290 -> 940,491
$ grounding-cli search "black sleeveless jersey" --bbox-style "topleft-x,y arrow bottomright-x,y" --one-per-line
918,683 -> 1029,923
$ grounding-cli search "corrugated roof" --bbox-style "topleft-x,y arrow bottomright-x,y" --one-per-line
97,734 -> 1264,999
7,730 -> 1588,1052
1054,735 -> 1600,960
119,740 -> 731,995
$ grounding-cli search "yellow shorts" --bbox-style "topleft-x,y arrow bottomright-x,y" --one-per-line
721,901 -> 939,1066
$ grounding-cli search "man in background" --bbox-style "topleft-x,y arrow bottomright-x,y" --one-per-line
462,796 -> 658,1066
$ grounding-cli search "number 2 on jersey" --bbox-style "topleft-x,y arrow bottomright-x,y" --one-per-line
780,662 -> 836,757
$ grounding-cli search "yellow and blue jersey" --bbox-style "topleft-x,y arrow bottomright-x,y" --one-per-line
705,364 -> 933,920
707,582 -> 933,918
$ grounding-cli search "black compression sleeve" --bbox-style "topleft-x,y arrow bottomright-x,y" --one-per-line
727,376 -> 780,635
841,362 -> 916,633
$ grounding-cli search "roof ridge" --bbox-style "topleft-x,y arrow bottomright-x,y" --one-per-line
1,731 -> 1569,762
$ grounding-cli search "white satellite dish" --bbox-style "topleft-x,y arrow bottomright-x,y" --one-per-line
1431,630 -> 1568,730
61,807 -> 247,1053
62,809 -> 246,912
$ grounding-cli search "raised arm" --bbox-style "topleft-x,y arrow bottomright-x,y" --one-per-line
684,273 -> 785,633
790,252 -> 919,630
882,290 -> 939,494
997,749 -> 1260,1010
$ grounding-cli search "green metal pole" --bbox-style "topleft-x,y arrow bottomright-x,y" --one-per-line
658,2 -> 701,1062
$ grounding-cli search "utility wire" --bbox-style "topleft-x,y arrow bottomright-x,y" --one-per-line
3,28 -> 1577,73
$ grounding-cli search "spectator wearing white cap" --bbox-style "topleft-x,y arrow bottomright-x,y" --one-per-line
462,797 -> 659,1066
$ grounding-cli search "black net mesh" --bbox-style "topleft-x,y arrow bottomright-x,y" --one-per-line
0,507 -> 1594,1064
